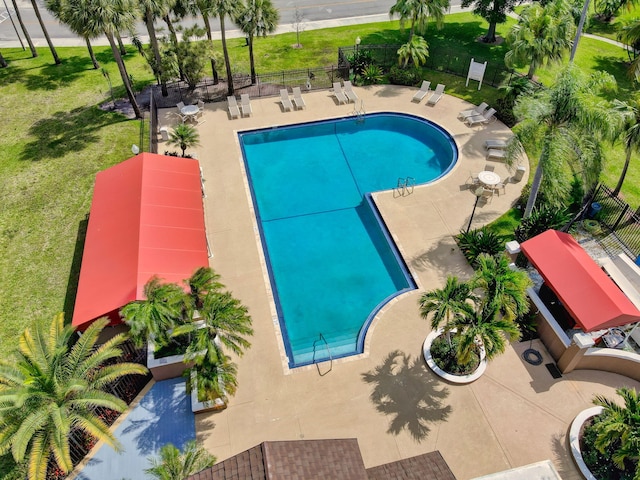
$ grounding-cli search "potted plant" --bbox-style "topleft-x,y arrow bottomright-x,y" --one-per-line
571,387 -> 640,479
419,253 -> 531,382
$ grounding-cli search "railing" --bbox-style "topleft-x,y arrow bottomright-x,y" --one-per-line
395,177 -> 415,197
312,333 -> 333,375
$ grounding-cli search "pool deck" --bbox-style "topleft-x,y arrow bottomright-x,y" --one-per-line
159,85 -> 640,479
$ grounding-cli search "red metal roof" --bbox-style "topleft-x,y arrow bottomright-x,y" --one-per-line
521,230 -> 640,332
72,153 -> 209,330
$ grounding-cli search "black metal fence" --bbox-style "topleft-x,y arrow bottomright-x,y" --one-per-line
590,184 -> 640,261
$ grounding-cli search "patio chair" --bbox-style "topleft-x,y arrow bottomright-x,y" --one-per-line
484,139 -> 508,150
343,80 -> 358,103
458,102 -> 488,120
241,94 -> 252,116
492,178 -> 508,195
227,96 -> 240,119
196,100 -> 205,119
177,101 -> 185,111
332,82 -> 347,104
486,149 -> 507,161
481,187 -> 494,203
412,80 -> 431,102
292,87 -> 306,109
467,171 -> 480,186
465,107 -> 497,126
280,89 -> 293,112
426,84 -> 445,106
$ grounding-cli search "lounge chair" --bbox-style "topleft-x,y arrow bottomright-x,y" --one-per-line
343,80 -> 358,103
227,96 -> 240,119
412,80 -> 431,102
465,107 -> 497,126
458,102 -> 488,120
241,93 -> 252,116
484,139 -> 508,150
486,149 -> 506,161
292,87 -> 306,109
332,82 -> 347,104
426,84 -> 445,106
280,89 -> 293,112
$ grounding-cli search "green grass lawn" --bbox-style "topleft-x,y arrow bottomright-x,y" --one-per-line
0,11 -> 639,354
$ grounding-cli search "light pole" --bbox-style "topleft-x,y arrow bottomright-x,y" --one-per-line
465,187 -> 484,234
354,36 -> 361,83
570,0 -> 591,62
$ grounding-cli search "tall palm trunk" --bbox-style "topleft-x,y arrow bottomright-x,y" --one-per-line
13,0 -> 37,57
116,31 -> 127,56
105,31 -> 142,119
202,14 -> 219,84
220,15 -> 234,96
613,148 -> 632,196
30,0 -> 60,64
0,51 -> 7,67
85,38 -> 99,69
524,162 -> 544,218
144,10 -> 168,96
248,34 -> 257,84
163,14 -> 184,80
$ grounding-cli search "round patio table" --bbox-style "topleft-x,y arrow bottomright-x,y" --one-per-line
181,105 -> 199,122
478,170 -> 500,186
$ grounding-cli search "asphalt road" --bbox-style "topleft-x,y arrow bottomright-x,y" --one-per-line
0,0 -> 464,47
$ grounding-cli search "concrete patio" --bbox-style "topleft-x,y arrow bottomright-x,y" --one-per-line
157,85 -> 640,479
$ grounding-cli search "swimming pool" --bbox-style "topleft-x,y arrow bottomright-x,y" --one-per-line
240,113 -> 457,367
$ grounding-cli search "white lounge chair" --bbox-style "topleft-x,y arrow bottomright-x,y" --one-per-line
343,80 -> 358,103
412,80 -> 431,102
292,87 -> 306,109
426,84 -> 445,106
458,102 -> 488,120
484,139 -> 509,150
241,93 -> 252,116
465,107 -> 497,126
486,149 -> 506,161
227,96 -> 240,119
332,82 -> 347,104
280,89 -> 293,112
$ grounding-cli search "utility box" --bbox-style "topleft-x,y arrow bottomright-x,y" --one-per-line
506,240 -> 521,263
159,126 -> 169,141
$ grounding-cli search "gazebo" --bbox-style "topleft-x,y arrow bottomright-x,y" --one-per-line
71,153 -> 210,331
520,230 -> 640,333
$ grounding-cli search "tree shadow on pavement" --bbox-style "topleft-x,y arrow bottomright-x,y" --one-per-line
362,349 -> 452,442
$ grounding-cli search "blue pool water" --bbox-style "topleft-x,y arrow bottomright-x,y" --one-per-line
240,113 -> 457,367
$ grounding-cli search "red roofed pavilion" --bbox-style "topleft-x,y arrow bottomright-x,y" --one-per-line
520,229 -> 640,332
72,153 -> 209,331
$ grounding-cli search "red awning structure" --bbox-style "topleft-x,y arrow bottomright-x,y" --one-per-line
72,153 -> 209,330
521,230 -> 640,332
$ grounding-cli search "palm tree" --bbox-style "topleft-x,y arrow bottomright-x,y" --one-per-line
192,352 -> 239,401
612,97 -> 640,196
146,440 -> 216,480
10,0 -> 37,57
504,0 -> 575,79
139,0 -> 172,96
81,0 -> 142,118
419,275 -> 475,335
186,0 -> 220,83
471,253 -> 531,322
30,0 -> 61,64
389,0 -> 450,41
510,64 -> 622,217
397,35 -> 429,68
168,123 -> 200,157
235,0 -> 280,84
45,0 -> 100,69
120,276 -> 189,348
186,266 -> 223,311
591,387 -> 640,478
461,0 -> 522,43
212,0 -> 242,96
618,18 -> 640,79
0,314 -> 148,480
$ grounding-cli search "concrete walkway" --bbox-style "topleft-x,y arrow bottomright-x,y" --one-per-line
158,86 -> 640,479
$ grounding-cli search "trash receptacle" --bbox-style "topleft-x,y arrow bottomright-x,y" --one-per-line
159,126 -> 169,141
589,202 -> 602,219
513,165 -> 526,182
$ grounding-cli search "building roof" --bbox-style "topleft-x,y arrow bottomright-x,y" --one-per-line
72,153 -> 209,330
520,230 -> 640,332
187,439 -> 456,480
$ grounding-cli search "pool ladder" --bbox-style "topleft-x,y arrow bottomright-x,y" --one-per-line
352,100 -> 365,123
395,177 -> 415,197
312,332 -> 333,376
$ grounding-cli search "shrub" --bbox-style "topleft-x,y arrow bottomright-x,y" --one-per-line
514,204 -> 571,243
430,335 -> 480,375
361,64 -> 384,85
581,417 -> 635,480
456,227 -> 507,267
388,65 -> 422,86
